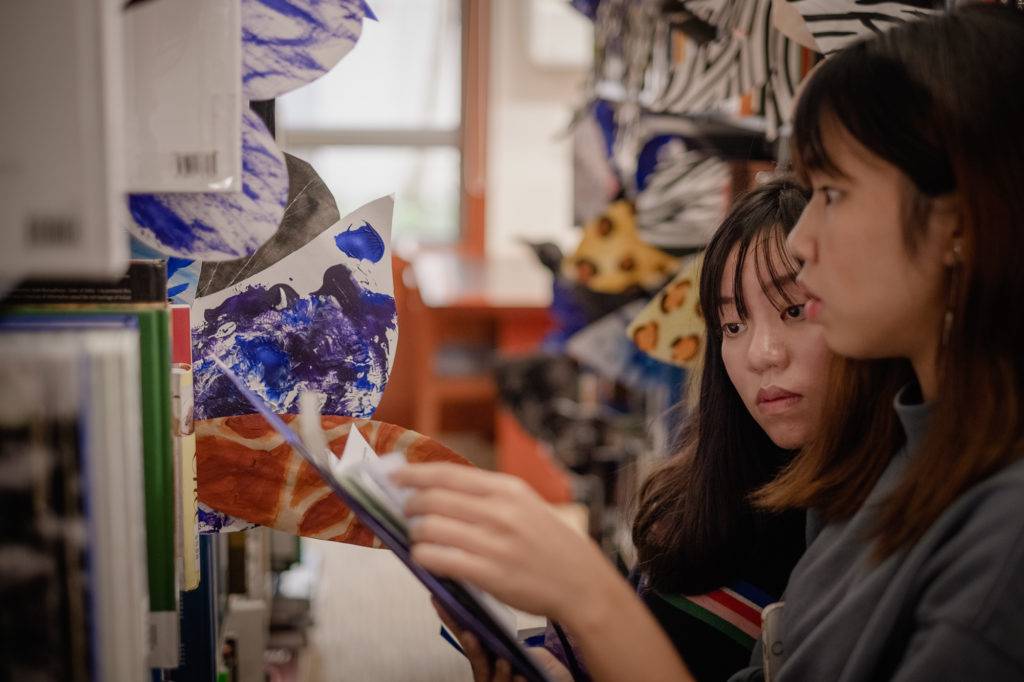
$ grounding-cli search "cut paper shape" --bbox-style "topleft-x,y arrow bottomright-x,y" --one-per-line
652,0 -> 808,137
129,236 -> 202,305
781,0 -> 943,55
626,255 -> 706,369
195,413 -> 469,546
128,109 -> 288,260
566,299 -> 685,397
242,0 -> 377,100
198,153 -> 342,298
563,200 -> 679,294
635,140 -> 730,251
191,195 -> 397,421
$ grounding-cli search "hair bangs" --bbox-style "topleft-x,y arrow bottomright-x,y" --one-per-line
727,222 -> 800,324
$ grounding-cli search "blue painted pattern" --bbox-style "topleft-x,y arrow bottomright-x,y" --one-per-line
192,261 -> 397,420
334,221 -> 385,263
242,0 -> 376,100
127,109 -> 288,260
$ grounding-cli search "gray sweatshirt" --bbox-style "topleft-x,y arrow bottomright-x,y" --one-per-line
730,385 -> 1024,681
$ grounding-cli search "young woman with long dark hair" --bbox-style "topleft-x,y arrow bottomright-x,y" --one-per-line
435,178 -> 825,682
395,5 -> 1024,680
627,179 -> 815,680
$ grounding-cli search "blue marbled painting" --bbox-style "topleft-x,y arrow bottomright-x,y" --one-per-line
192,260 -> 397,421
127,109 -> 288,261
242,0 -> 377,100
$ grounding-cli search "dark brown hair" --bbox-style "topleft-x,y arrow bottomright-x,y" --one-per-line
758,5 -> 1024,558
633,178 -> 810,593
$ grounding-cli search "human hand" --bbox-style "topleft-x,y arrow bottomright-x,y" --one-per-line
432,599 -> 573,682
393,463 -> 622,625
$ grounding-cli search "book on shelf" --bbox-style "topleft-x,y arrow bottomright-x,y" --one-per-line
0,0 -> 128,283
171,304 -> 201,592
213,358 -> 554,682
122,0 -> 242,193
3,304 -> 181,668
3,260 -> 169,305
0,319 -> 149,680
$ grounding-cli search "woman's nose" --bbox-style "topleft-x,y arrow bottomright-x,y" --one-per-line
786,208 -> 816,266
748,325 -> 789,372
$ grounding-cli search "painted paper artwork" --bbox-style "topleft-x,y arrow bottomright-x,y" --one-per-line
130,237 -> 202,305
242,0 -> 377,101
196,414 -> 468,546
627,256 -> 707,370
566,299 -> 685,398
782,0 -> 943,55
127,109 -> 288,261
197,504 -> 256,534
562,200 -> 679,295
192,195 -> 397,423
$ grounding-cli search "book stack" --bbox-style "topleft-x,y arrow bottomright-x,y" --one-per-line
0,260 -> 222,677
0,319 -> 148,680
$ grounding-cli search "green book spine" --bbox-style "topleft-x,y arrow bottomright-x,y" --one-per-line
137,309 -> 175,613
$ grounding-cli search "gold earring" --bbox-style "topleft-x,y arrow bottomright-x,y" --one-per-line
945,240 -> 964,267
942,240 -> 963,348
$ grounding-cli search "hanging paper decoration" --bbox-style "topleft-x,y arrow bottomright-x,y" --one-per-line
198,153 -> 342,298
782,0 -> 944,55
635,139 -> 730,251
654,0 -> 809,137
566,299 -> 685,397
563,200 -> 679,295
191,195 -> 396,421
128,109 -> 288,260
626,255 -> 706,369
129,237 -> 202,305
655,0 -> 773,112
195,414 -> 468,546
242,0 -> 377,100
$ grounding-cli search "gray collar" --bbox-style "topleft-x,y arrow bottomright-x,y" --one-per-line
893,383 -> 932,457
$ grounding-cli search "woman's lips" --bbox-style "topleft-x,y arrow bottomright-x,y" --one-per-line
756,387 -> 802,415
806,297 -> 824,322
797,279 -> 823,322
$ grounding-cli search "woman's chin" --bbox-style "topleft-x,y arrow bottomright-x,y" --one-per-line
766,424 -> 808,451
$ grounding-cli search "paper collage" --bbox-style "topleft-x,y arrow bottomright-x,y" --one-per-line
192,195 -> 396,534
626,255 -> 706,370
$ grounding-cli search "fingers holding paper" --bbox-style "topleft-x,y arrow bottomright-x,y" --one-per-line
393,463 -> 618,623
434,599 -> 573,682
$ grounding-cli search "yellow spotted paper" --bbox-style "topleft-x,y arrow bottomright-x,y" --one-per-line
626,255 -> 706,369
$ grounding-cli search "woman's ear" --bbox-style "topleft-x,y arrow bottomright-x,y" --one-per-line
931,194 -> 963,267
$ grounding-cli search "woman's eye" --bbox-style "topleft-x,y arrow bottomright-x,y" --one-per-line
819,187 -> 842,205
782,304 -> 806,321
721,322 -> 746,337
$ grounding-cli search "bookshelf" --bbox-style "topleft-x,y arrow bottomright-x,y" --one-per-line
0,2 -> 292,680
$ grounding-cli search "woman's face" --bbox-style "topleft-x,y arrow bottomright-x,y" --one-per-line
786,122 -> 955,363
720,243 -> 832,449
